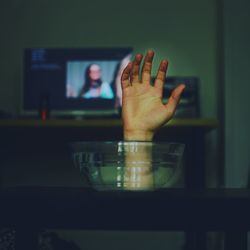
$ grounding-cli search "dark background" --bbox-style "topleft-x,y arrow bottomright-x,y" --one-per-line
0,0 -> 250,249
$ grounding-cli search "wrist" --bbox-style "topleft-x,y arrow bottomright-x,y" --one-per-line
123,130 -> 154,141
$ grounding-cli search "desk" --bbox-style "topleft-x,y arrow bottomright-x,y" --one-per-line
0,118 -> 217,189
0,118 -> 217,130
0,187 -> 249,250
0,118 -> 218,249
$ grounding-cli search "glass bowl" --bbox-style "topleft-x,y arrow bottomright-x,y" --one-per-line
70,141 -> 185,191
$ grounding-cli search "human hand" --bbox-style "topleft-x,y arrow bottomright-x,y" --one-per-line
121,50 -> 185,141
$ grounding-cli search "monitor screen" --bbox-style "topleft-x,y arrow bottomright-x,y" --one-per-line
22,47 -> 133,116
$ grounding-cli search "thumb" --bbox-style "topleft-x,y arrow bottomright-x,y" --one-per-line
164,84 -> 186,117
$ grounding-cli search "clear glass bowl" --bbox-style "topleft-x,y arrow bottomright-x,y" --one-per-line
70,141 -> 185,191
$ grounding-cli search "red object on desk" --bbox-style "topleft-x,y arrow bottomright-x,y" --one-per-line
41,110 -> 48,121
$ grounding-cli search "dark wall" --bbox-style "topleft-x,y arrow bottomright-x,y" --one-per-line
223,0 -> 250,187
0,0 -> 218,117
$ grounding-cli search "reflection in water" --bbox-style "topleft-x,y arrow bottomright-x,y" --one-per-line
124,165 -> 154,190
123,146 -> 154,190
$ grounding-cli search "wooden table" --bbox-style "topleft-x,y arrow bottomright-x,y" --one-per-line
0,118 -> 217,130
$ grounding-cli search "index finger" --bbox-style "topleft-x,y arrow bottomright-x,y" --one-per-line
141,50 -> 154,84
121,62 -> 132,89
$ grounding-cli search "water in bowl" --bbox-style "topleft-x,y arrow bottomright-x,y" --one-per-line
70,141 -> 185,191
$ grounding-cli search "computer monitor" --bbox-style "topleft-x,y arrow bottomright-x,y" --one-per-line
22,47 -> 133,117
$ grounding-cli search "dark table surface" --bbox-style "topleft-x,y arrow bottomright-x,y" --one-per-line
1,187 -> 250,231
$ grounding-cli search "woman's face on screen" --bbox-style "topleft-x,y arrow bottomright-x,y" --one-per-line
89,64 -> 101,81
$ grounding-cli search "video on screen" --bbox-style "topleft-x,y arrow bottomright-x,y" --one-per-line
66,56 -> 130,107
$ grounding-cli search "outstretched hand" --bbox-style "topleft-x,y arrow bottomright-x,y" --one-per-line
121,50 -> 185,141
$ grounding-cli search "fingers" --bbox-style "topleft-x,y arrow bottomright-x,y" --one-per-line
154,60 -> 168,92
131,54 -> 143,83
121,62 -> 132,89
142,50 -> 154,84
121,50 -> 154,88
164,84 -> 186,116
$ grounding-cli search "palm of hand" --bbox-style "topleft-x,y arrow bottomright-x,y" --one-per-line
122,83 -> 170,133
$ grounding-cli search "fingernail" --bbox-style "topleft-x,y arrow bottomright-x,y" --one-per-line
146,49 -> 153,54
136,54 -> 143,59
